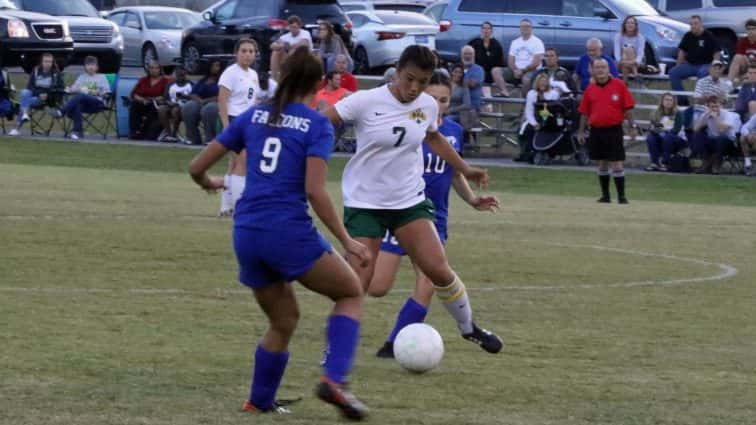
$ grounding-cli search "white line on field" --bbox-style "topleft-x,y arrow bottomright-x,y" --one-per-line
0,242 -> 738,296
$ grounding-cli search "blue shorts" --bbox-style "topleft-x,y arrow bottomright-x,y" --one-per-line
233,225 -> 333,288
379,226 -> 447,257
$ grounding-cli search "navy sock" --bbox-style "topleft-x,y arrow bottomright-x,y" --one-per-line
324,315 -> 359,385
387,297 -> 429,343
249,345 -> 289,410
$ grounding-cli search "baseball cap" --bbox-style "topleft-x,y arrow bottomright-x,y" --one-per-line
711,59 -> 724,67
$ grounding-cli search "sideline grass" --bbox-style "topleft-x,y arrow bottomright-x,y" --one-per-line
1,139 -> 756,425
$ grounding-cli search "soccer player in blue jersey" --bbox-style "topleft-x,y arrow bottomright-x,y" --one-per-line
188,47 -> 370,420
367,71 -> 500,358
323,45 -> 504,354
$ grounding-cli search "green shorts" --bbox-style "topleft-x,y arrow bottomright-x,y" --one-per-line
343,199 -> 435,238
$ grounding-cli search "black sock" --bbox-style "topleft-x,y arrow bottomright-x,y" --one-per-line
613,170 -> 626,199
598,171 -> 610,198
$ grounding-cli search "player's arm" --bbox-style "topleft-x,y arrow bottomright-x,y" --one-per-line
425,130 -> 489,188
188,142 -> 228,192
305,157 -> 370,266
322,106 -> 344,128
218,86 -> 231,129
452,172 -> 500,212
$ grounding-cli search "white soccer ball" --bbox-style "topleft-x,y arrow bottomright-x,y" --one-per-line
394,323 -> 444,373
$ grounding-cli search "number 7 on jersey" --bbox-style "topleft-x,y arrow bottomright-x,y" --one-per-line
393,126 -> 406,147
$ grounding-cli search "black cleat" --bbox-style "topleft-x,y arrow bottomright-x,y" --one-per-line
315,377 -> 369,421
597,196 -> 611,203
462,322 -> 504,354
375,342 -> 394,358
618,197 -> 629,204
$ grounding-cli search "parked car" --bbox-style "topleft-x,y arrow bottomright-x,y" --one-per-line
0,0 -> 74,72
348,9 -> 438,74
105,6 -> 201,72
341,0 -> 436,13
180,0 -> 353,74
8,0 -> 123,73
648,0 -> 756,62
427,0 -> 690,71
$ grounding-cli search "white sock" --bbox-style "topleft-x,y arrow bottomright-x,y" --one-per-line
745,157 -> 752,168
219,174 -> 233,214
434,274 -> 474,334
230,174 -> 246,206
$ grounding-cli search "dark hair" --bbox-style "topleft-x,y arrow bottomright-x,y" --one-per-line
268,45 -> 323,125
450,63 -> 464,82
288,15 -> 302,26
621,16 -> 638,36
706,95 -> 721,105
545,47 -> 558,55
234,38 -> 258,54
319,21 -> 335,41
325,70 -> 340,81
206,59 -> 225,78
84,55 -> 98,66
747,19 -> 756,29
397,45 -> 436,72
259,71 -> 270,90
690,15 -> 702,22
481,21 -> 493,29
520,18 -> 532,25
37,52 -> 59,73
429,70 -> 451,90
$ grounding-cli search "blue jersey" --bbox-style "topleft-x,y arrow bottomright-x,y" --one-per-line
217,103 -> 334,230
423,118 -> 463,233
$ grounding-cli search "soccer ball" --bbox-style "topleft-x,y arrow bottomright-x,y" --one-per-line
393,323 -> 444,373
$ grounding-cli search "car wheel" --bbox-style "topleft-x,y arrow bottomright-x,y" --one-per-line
182,41 -> 201,75
353,47 -> 370,75
143,44 -> 158,68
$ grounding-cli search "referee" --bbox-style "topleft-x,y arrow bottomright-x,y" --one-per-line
577,58 -> 637,204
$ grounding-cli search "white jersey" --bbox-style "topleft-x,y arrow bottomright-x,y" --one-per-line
218,63 -> 259,117
335,85 -> 439,209
279,30 -> 312,50
168,81 -> 193,105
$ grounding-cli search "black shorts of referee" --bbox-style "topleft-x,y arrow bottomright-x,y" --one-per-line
588,125 -> 625,162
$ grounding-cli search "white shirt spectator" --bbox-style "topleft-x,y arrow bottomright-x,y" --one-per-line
694,76 -> 732,102
614,33 -> 646,65
706,110 -> 741,140
509,35 -> 545,70
524,88 -> 562,127
742,114 -> 756,135
167,81 -> 193,105
279,30 -> 312,50
218,63 -> 259,117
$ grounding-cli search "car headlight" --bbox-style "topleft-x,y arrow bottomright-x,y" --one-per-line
110,21 -> 120,36
655,26 -> 679,42
61,20 -> 70,38
7,19 -> 29,38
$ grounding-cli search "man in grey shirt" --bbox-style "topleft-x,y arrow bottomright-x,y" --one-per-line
51,56 -> 110,140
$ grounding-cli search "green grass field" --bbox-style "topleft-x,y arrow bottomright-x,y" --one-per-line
1,139 -> 755,425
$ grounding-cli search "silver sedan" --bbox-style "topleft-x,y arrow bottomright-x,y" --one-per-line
104,6 -> 201,71
347,10 -> 438,75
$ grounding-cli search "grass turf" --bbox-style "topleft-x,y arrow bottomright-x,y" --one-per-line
1,138 -> 755,425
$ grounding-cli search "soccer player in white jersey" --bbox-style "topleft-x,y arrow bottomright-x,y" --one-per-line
323,45 -> 503,353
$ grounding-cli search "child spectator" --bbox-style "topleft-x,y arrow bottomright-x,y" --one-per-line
182,59 -> 223,145
158,67 -> 192,143
9,53 -> 64,136
50,56 -> 110,140
645,93 -> 685,171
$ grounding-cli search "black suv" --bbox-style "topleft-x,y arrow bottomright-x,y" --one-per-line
181,0 -> 353,74
0,0 -> 73,72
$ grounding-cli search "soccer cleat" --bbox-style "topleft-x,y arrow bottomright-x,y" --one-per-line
8,128 -> 19,136
315,377 -> 368,421
462,322 -> 503,354
69,132 -> 80,140
375,341 -> 394,359
618,197 -> 629,204
597,196 -> 611,203
241,400 -> 291,414
20,114 -> 29,123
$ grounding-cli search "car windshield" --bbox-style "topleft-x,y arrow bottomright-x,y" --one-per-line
712,0 -> 753,6
605,0 -> 659,16
13,0 -> 98,17
144,11 -> 201,30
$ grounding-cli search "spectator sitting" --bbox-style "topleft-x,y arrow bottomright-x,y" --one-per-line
735,64 -> 756,119
741,114 -> 756,175
645,92 -> 686,171
157,67 -> 192,143
670,15 -> 720,105
693,60 -> 732,105
0,68 -> 15,123
517,73 -> 568,162
727,19 -> 756,86
270,15 -> 312,79
468,21 -> 508,97
50,55 -> 110,140
575,38 -> 619,91
9,52 -> 64,136
311,71 -> 351,111
322,54 -> 357,92
129,61 -> 172,140
692,96 -> 741,174
531,47 -> 577,93
253,71 -> 278,105
504,19 -> 544,91
461,45 -> 485,110
316,21 -> 352,73
182,59 -> 223,145
614,16 -> 646,82
447,63 -> 472,121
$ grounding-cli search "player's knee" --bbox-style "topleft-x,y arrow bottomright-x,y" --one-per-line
424,264 -> 455,288
271,311 -> 299,336
367,281 -> 390,297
